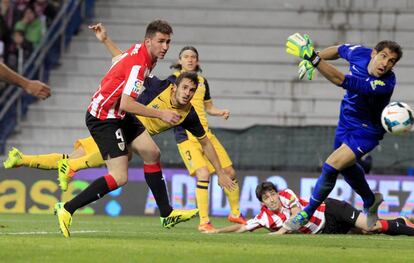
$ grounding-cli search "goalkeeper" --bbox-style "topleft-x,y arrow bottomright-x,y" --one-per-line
283,33 -> 403,231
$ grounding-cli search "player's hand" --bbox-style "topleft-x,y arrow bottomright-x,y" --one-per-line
286,33 -> 318,61
89,23 -> 107,42
160,110 -> 181,125
298,60 -> 315,80
217,170 -> 236,191
220,109 -> 230,120
24,80 -> 51,99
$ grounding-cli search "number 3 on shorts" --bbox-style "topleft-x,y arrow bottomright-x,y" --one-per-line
185,150 -> 192,161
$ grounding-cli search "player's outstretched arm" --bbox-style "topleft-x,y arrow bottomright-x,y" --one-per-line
314,59 -> 345,86
212,224 -> 248,234
298,46 -> 341,80
89,23 -> 122,58
318,46 -> 341,60
204,101 -> 230,120
198,136 -> 236,190
0,63 -> 51,99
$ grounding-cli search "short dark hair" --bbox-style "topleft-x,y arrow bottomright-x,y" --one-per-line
175,71 -> 199,88
255,182 -> 278,202
374,40 -> 403,63
145,20 -> 173,38
170,46 -> 202,72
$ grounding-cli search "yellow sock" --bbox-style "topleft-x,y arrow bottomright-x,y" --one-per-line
196,180 -> 210,224
67,152 -> 104,172
21,153 -> 65,170
224,179 -> 241,216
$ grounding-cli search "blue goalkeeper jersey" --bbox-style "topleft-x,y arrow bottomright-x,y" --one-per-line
337,44 -> 396,139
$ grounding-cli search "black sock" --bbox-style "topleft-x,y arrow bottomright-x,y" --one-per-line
381,219 -> 414,236
144,171 -> 173,217
64,176 -> 111,214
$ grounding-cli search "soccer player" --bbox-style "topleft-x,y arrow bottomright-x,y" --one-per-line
52,20 -> 208,238
170,46 -> 246,232
4,71 -> 237,237
0,62 -> 50,99
211,182 -> 414,236
283,33 -> 403,231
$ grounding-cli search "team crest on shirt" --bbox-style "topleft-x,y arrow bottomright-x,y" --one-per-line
152,104 -> 160,109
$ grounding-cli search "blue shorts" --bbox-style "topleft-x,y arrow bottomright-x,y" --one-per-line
334,125 -> 379,159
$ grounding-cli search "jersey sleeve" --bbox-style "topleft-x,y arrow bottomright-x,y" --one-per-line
204,79 -> 212,102
338,44 -> 362,61
279,189 -> 301,209
122,45 -> 148,99
341,73 -> 395,96
123,64 -> 146,99
245,216 -> 265,231
178,107 -> 206,139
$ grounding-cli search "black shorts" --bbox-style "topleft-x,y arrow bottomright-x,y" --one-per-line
321,198 -> 361,234
85,112 -> 146,160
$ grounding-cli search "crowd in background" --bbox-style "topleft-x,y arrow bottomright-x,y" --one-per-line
0,0 -> 62,74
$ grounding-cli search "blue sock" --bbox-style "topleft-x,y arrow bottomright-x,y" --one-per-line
341,163 -> 374,209
304,163 -> 339,217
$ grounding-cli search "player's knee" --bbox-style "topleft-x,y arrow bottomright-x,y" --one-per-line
196,167 -> 210,181
141,148 -> 161,163
151,148 -> 161,162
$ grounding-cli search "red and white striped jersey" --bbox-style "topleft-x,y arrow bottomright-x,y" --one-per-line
88,43 -> 154,120
245,188 -> 326,234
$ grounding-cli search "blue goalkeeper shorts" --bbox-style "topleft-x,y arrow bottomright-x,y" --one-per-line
333,125 -> 379,159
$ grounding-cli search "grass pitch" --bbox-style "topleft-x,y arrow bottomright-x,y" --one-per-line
0,214 -> 413,263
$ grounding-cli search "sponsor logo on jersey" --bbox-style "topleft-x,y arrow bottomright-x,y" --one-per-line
370,80 -> 385,90
133,80 -> 143,94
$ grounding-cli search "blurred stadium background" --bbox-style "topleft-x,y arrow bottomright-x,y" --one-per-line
0,0 -> 414,218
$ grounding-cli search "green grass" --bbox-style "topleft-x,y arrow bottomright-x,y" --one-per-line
0,214 -> 413,263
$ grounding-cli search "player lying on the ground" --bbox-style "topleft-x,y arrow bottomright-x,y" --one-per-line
284,33 -> 403,231
209,182 -> 414,236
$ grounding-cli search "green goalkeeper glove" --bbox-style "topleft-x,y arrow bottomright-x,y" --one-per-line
286,33 -> 320,67
298,60 -> 315,80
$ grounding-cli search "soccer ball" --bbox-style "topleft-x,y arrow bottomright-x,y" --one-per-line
381,102 -> 414,135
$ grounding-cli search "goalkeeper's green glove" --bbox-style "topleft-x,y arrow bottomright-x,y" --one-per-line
286,33 -> 321,67
298,60 -> 315,80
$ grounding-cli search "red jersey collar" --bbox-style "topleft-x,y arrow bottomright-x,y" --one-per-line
140,43 -> 155,69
